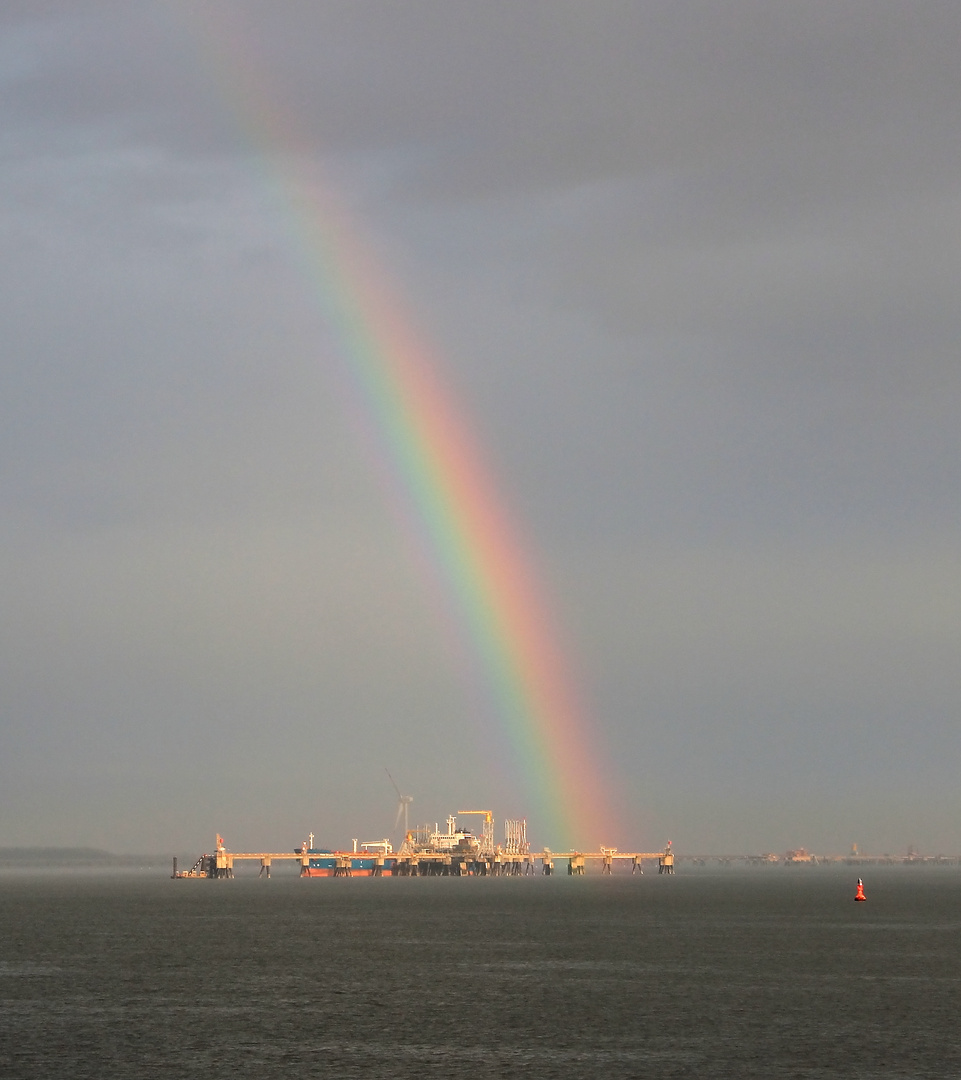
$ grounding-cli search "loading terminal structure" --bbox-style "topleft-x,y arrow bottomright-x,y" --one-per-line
173,818 -> 675,879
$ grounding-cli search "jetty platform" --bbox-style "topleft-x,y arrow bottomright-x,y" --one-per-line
173,846 -> 675,879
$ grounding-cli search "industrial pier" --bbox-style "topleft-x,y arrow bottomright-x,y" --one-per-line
173,816 -> 675,879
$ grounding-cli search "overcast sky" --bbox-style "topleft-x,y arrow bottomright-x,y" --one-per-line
2,1 -> 960,857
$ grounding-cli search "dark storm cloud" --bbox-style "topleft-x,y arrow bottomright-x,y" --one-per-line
2,2 -> 960,855
12,3 -> 956,194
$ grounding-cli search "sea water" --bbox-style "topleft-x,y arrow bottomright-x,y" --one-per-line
1,866 -> 959,1078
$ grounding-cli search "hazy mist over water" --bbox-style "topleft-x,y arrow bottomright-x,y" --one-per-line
1,867 -> 959,1078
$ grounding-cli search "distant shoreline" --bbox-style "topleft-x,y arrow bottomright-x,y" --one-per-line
0,848 -> 170,869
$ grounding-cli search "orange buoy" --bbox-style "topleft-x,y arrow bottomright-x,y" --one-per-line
854,877 -> 866,902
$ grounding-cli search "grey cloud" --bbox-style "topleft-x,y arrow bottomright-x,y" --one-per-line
2,1 -> 960,854
9,3 -> 958,194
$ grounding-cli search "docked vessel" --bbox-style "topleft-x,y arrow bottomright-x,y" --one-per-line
303,815 -> 500,875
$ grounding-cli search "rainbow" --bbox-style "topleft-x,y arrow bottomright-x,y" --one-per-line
178,10 -> 615,849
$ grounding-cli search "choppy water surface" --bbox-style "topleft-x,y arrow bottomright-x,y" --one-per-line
1,867 -> 959,1078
